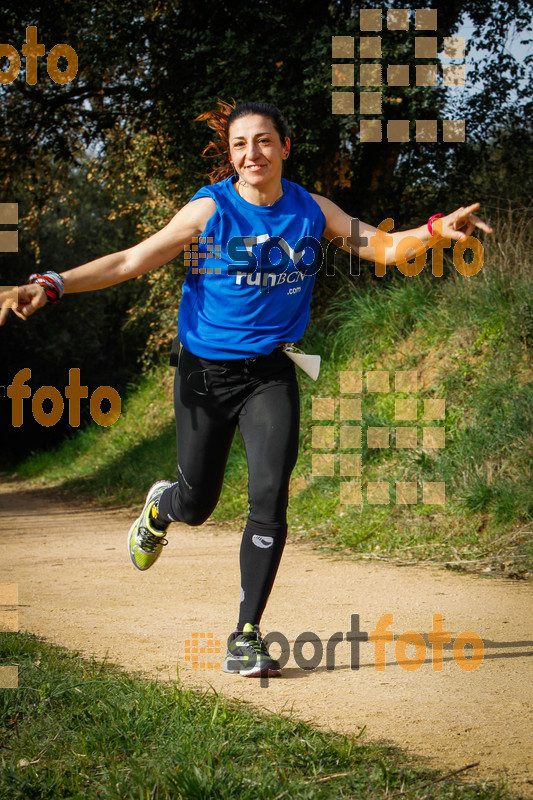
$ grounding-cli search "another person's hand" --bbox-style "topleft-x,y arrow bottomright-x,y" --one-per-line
435,203 -> 493,241
0,283 -> 47,326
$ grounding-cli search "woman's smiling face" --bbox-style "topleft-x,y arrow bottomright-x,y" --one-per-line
228,114 -> 289,186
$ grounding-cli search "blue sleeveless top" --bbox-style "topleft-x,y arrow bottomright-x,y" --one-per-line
177,176 -> 326,359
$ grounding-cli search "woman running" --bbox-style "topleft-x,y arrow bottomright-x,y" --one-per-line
1,99 -> 492,677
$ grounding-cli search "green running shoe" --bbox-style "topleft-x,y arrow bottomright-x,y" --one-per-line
128,480 -> 172,571
222,623 -> 282,677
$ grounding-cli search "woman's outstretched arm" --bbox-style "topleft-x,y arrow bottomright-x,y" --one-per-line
311,195 -> 493,266
0,197 -> 216,325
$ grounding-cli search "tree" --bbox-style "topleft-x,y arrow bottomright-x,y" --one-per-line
1,0 -> 530,462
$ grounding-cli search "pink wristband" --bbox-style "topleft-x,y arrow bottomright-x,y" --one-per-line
428,213 -> 443,236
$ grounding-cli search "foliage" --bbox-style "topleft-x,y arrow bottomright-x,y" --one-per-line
1,0 -> 531,460
463,0 -> 532,135
0,152 -> 146,465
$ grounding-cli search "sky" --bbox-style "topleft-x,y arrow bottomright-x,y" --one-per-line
450,14 -> 532,98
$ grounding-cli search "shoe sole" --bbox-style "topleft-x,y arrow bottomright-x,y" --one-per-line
222,656 -> 281,677
223,665 -> 282,677
240,667 -> 282,678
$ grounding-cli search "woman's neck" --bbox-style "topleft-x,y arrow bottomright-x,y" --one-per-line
233,176 -> 284,206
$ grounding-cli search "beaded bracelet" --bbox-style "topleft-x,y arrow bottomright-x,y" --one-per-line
28,271 -> 64,305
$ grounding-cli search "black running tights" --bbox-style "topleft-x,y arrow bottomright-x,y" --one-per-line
157,346 -> 300,627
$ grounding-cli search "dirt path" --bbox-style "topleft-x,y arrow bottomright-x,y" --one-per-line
1,482 -> 532,796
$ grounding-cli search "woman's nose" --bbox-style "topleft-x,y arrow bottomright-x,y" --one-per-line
245,141 -> 260,160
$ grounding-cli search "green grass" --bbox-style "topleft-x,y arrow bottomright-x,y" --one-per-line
0,631 -> 513,799
11,213 -> 533,574
289,212 -> 532,574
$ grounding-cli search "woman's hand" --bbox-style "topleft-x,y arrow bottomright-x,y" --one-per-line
0,283 -> 47,326
435,203 -> 493,241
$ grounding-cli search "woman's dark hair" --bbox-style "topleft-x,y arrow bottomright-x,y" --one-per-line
195,98 -> 291,184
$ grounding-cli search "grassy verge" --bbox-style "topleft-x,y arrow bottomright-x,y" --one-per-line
11,369 -> 177,507
0,631 -> 512,799
299,210 -> 532,576
11,212 -> 533,575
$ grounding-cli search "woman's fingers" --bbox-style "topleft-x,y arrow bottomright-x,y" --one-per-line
0,284 -> 47,325
0,304 -> 11,326
0,289 -> 20,326
20,285 -> 46,318
469,213 -> 493,234
441,204 -> 493,240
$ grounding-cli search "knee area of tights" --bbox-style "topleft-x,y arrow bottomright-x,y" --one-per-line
180,510 -> 211,526
178,499 -> 219,526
